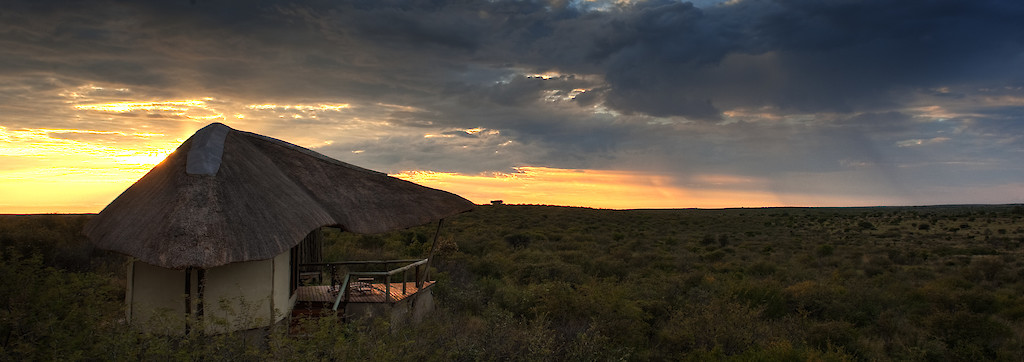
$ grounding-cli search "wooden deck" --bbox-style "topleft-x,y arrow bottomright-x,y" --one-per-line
296,281 -> 435,304
295,285 -> 336,303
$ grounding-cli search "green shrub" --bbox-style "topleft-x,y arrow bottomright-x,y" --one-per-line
504,233 -> 532,249
808,320 -> 858,353
927,310 -> 1013,360
0,250 -> 122,360
967,255 -> 1005,282
657,300 -> 777,356
5,206 -> 1024,360
817,244 -> 835,257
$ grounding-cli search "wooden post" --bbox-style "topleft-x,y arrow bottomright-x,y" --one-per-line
342,273 -> 350,303
385,274 -> 391,303
428,219 -> 443,259
402,269 -> 407,295
184,267 -> 192,335
333,273 -> 351,311
330,265 -> 338,291
196,268 -> 205,333
423,219 -> 444,285
415,264 -> 422,289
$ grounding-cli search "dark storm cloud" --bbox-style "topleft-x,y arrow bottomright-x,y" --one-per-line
290,0 -> 1023,121
8,0 -> 1022,119
835,111 -> 914,133
2,0 -> 1023,205
443,74 -> 599,108
585,0 -> 1024,118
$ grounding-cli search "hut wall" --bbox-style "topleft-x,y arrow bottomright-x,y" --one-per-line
202,257 -> 275,333
127,260 -> 189,333
200,249 -> 293,333
127,251 -> 296,334
272,249 -> 294,322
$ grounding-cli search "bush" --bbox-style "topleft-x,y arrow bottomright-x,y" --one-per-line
504,233 -> 532,249
657,300 -> 776,355
0,250 -> 122,360
927,310 -> 1013,360
817,244 -> 835,257
6,206 -> 1024,360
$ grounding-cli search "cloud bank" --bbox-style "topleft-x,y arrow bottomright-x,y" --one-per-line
1,0 -> 1022,210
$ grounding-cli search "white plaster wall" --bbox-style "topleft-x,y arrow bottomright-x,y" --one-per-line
202,258 -> 273,333
271,250 -> 293,324
128,251 -> 296,334
128,261 -> 187,333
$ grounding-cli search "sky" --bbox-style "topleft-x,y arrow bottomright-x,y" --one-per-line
1,0 -> 1023,213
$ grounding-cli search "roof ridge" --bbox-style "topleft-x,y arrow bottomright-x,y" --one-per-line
186,122 -> 231,176
237,128 -> 386,176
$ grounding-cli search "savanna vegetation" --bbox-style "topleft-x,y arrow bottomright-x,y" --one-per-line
2,205 -> 1024,360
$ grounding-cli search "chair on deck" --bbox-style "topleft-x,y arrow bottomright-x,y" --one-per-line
351,277 -> 375,295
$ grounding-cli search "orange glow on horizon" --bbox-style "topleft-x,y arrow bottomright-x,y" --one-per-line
0,96 -> 365,214
0,126 -> 178,214
392,167 -> 789,209
2,84 -> 974,214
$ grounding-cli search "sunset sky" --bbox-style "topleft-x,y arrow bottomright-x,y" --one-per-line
2,0 -> 1023,213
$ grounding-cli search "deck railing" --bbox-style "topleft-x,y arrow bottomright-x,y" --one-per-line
300,258 -> 431,310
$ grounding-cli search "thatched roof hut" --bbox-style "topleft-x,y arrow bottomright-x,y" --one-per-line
85,122 -> 474,269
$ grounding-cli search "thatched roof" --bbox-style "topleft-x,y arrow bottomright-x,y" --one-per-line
85,123 -> 474,269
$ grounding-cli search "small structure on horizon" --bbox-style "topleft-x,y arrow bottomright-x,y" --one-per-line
491,200 -> 503,205
85,123 -> 473,334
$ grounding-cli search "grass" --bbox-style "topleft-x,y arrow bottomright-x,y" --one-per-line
2,204 -> 1023,360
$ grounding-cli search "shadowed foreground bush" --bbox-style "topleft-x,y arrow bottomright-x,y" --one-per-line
3,205 -> 1024,360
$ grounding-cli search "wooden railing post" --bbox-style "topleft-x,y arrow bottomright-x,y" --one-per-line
329,265 -> 337,290
332,273 -> 351,311
415,264 -> 422,289
184,267 -> 192,335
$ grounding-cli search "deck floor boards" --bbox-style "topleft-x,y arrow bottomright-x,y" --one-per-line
296,281 -> 434,304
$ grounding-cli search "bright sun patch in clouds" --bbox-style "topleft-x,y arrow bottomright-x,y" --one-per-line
74,99 -> 225,121
0,127 -> 171,159
74,100 -> 208,113
0,93 -> 371,214
247,103 -> 351,111
244,103 -> 352,120
0,126 -> 179,214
